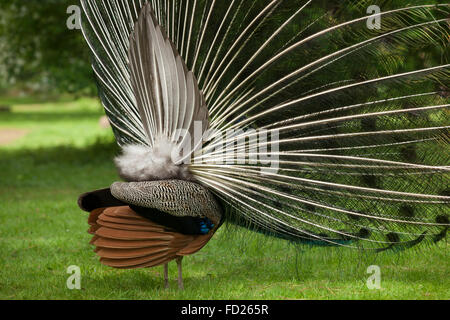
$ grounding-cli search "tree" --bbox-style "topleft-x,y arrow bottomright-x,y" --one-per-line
0,0 -> 95,95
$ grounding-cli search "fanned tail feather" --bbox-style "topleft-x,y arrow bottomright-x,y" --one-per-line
81,0 -> 450,250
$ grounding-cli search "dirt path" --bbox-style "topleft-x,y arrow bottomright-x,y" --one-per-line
0,128 -> 29,145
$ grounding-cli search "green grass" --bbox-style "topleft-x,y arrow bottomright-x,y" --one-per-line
0,97 -> 448,300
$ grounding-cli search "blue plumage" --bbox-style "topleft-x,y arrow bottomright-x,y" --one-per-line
199,218 -> 215,235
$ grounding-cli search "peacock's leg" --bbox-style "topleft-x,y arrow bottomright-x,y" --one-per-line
164,263 -> 169,289
176,257 -> 184,290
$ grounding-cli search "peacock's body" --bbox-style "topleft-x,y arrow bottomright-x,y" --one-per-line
78,0 -> 449,288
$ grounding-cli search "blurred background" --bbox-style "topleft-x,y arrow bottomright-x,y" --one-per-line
0,0 -> 447,299
0,0 -> 115,149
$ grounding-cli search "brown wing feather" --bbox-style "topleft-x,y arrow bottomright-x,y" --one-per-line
177,226 -> 219,256
87,206 -> 218,269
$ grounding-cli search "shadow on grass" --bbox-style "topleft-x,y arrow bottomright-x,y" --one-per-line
0,110 -> 104,123
0,95 -> 88,106
0,136 -> 119,167
0,137 -> 120,193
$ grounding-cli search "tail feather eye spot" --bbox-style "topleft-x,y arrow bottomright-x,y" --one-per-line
436,215 -> 449,225
361,175 -> 377,188
387,232 -> 400,243
399,205 -> 415,218
401,146 -> 417,162
279,186 -> 291,193
358,228 -> 370,239
361,118 -> 377,131
439,189 -> 450,197
272,200 -> 283,209
348,213 -> 361,221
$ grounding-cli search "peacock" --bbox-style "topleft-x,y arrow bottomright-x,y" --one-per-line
77,0 -> 450,289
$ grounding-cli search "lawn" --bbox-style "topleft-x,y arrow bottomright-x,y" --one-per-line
0,97 -> 448,300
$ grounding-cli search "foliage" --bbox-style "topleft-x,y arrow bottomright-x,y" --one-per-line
0,0 -> 447,97
0,0 -> 95,95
